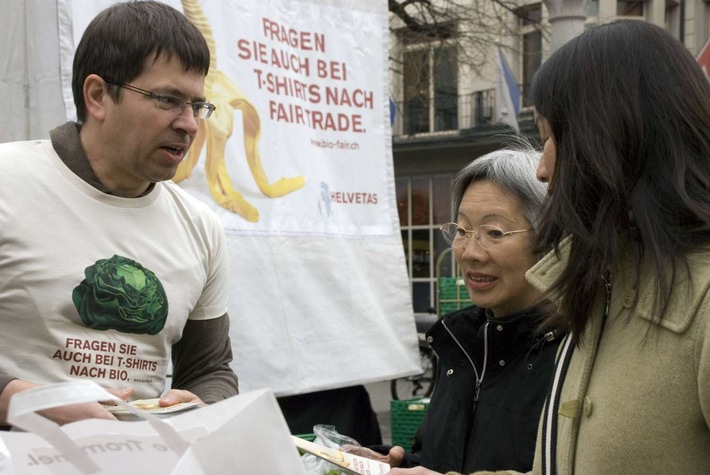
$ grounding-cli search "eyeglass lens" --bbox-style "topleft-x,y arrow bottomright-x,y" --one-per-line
441,223 -> 504,250
154,96 -> 214,119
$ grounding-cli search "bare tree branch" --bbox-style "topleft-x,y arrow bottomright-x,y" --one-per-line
388,0 -> 549,77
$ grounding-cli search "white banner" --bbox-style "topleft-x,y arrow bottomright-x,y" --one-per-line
54,0 -> 419,395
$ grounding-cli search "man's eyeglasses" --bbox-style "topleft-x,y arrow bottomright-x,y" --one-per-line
440,222 -> 532,250
103,78 -> 216,119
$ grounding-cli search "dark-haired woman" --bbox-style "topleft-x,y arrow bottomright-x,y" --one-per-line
527,19 -> 710,474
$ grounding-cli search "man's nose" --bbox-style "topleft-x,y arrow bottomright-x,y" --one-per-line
173,106 -> 199,136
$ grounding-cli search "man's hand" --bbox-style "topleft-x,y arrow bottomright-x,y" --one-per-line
159,389 -> 205,407
342,444 -> 406,468
1,380 -> 134,426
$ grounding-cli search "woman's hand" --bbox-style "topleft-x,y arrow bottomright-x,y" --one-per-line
342,444 -> 406,467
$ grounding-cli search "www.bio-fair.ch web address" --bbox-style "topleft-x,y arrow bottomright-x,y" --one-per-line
310,138 -> 360,150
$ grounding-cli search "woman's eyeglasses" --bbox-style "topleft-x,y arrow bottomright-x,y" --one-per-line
440,222 -> 532,250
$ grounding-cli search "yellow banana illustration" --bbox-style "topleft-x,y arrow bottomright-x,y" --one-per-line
177,0 -> 306,222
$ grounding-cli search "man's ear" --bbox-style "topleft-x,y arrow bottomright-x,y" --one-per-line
83,74 -> 110,122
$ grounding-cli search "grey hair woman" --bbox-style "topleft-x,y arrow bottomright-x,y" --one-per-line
451,144 -> 547,234
355,144 -> 561,474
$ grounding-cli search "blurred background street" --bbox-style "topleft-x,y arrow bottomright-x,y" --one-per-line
366,380 -> 393,445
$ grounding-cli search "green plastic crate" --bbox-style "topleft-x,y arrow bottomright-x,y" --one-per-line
438,277 -> 472,316
293,433 -> 317,442
390,398 -> 430,450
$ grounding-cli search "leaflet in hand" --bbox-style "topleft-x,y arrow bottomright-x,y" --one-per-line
103,398 -> 200,420
292,436 -> 390,475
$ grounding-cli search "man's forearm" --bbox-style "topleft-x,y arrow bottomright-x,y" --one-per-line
171,314 -> 238,403
172,368 -> 239,404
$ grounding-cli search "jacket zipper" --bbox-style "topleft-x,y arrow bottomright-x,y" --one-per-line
441,320 -> 489,411
602,272 -> 613,315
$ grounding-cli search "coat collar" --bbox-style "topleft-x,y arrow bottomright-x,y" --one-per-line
526,235 -> 710,334
525,235 -> 572,302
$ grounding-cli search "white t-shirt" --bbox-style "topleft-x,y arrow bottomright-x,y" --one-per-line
0,139 -> 229,398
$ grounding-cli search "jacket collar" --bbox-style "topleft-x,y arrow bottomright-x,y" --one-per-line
50,122 -> 107,192
526,235 -> 572,299
432,304 -> 549,355
526,235 -> 710,334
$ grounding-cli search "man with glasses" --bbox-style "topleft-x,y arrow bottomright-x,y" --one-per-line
0,1 -> 237,428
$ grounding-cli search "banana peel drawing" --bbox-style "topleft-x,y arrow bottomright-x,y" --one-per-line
176,0 -> 305,222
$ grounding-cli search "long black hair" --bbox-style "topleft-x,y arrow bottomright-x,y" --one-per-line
531,20 -> 710,342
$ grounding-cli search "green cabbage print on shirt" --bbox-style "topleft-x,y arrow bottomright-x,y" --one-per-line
72,255 -> 168,335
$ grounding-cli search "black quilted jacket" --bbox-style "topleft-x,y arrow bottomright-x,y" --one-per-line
408,304 -> 562,473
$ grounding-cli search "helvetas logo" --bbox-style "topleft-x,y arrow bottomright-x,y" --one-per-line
318,182 -> 332,217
